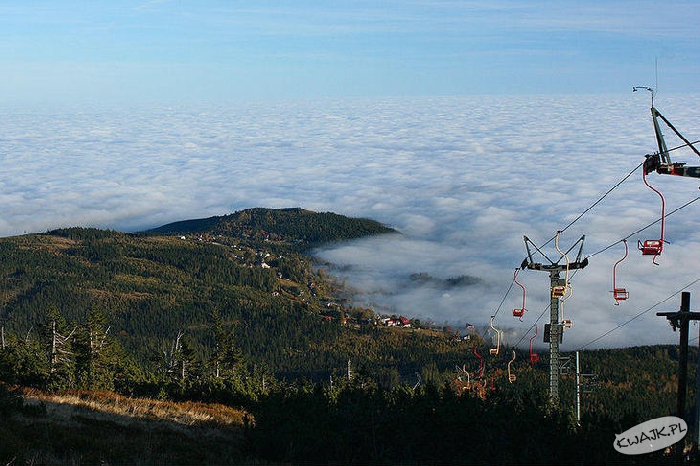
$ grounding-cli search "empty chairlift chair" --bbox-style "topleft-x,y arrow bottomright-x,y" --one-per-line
512,268 -> 527,320
489,316 -> 502,355
507,351 -> 517,383
529,325 -> 540,364
612,239 -> 629,304
638,169 -> 666,264
553,231 -> 572,299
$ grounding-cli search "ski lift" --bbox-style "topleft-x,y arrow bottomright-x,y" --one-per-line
454,365 -> 471,392
529,326 -> 540,364
473,346 -> 484,378
553,231 -> 572,299
612,239 -> 629,304
559,297 -> 574,331
557,297 -> 574,332
454,376 -> 468,393
507,350 -> 517,383
638,168 -> 666,265
512,268 -> 527,320
551,285 -> 567,298
633,88 -> 700,181
489,316 -> 501,355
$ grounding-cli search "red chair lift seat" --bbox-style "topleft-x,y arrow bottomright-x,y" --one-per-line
639,168 -> 666,264
529,325 -> 540,364
639,239 -> 663,256
613,288 -> 629,302
512,268 -> 527,320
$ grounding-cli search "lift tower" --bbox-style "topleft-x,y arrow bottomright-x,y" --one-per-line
522,234 -> 588,403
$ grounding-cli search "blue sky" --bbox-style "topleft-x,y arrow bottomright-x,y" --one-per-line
2,1 -> 699,105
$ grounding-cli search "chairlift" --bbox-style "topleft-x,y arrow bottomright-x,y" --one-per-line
554,231 -> 573,299
453,376 -> 468,393
507,350 -> 517,383
558,296 -> 574,331
473,346 -> 484,378
638,169 -> 666,265
512,268 -> 527,320
529,326 -> 540,364
489,316 -> 502,355
612,239 -> 629,304
454,364 -> 471,392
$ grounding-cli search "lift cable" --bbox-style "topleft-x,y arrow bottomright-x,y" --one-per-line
577,278 -> 700,350
666,139 -> 700,157
477,280 -> 516,343
535,161 -> 643,251
511,303 -> 552,350
586,195 -> 700,259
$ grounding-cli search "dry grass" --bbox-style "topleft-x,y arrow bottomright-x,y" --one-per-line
19,388 -> 250,429
1,388 -> 256,465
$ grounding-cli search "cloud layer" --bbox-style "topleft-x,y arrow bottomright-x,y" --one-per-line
2,94 -> 700,350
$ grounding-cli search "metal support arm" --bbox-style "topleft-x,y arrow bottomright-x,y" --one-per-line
644,107 -> 700,179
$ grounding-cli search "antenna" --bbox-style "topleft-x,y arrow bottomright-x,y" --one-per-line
632,85 -> 655,108
655,57 -> 658,96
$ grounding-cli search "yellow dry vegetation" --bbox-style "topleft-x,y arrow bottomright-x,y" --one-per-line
20,388 -> 250,428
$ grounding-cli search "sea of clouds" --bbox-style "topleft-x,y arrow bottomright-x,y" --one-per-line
2,94 -> 700,350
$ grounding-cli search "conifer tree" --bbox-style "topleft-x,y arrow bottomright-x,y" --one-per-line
43,304 -> 77,391
209,310 -> 246,381
74,306 -> 118,391
0,329 -> 49,387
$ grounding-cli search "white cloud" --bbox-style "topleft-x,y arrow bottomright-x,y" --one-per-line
2,94 -> 700,350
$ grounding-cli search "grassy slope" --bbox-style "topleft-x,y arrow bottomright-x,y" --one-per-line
2,388 -> 254,465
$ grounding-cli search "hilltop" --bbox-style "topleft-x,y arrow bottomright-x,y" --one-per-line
147,207 -> 397,247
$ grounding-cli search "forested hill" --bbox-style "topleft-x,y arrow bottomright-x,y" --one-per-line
1,207 -> 461,388
147,207 -> 397,248
0,207 -> 694,464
